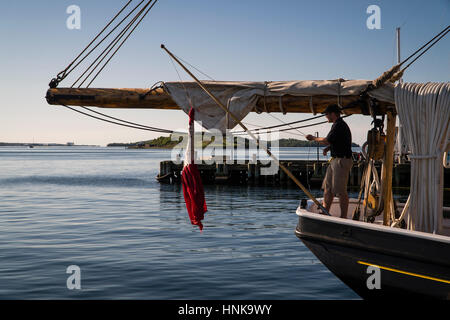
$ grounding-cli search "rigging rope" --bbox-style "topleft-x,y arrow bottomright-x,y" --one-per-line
65,1 -> 144,85
400,26 -> 449,73
399,25 -> 449,69
172,54 -> 216,81
49,0 -> 135,88
79,106 -> 173,133
232,101 -> 363,136
61,104 -> 176,134
86,1 -> 159,88
267,113 -> 308,136
54,1 -> 171,136
359,25 -> 449,96
69,0 -> 148,87
49,0 -> 159,89
75,0 -> 159,88
232,114 -> 324,134
233,115 -> 351,136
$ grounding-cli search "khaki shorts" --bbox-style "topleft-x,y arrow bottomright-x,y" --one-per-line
322,157 -> 353,196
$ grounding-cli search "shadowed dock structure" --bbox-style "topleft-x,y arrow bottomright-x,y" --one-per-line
157,159 -> 438,191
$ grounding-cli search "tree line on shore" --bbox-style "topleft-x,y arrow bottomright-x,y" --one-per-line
107,135 -> 359,149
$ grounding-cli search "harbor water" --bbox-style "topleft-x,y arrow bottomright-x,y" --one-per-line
0,146 -> 360,299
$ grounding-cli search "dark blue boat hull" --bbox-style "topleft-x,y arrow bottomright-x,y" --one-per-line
295,213 -> 450,299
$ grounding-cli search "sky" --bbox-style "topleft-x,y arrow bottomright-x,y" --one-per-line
0,0 -> 449,146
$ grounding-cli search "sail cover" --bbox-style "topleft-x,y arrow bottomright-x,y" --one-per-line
164,80 -> 395,132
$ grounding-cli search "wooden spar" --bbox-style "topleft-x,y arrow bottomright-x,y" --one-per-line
381,110 -> 397,226
46,87 -> 392,115
46,87 -> 179,110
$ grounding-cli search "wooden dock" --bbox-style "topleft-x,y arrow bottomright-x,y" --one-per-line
156,159 -> 432,190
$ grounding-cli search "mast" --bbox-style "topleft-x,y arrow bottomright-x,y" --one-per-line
395,27 -> 408,164
396,27 -> 401,75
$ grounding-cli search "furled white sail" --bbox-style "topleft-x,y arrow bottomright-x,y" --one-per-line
164,80 -> 395,132
395,82 -> 450,234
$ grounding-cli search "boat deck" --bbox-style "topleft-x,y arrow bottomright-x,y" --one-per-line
299,198 -> 450,237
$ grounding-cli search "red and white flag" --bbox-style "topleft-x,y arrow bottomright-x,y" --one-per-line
181,108 -> 207,230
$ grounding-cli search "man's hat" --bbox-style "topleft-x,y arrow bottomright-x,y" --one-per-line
322,104 -> 341,115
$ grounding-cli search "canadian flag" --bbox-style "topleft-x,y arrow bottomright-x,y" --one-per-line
181,108 -> 207,230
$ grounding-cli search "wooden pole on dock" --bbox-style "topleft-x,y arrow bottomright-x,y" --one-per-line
161,44 -> 330,215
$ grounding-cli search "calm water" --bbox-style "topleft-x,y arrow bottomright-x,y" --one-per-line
0,146 -> 360,299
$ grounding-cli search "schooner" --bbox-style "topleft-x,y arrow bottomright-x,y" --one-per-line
45,0 -> 450,299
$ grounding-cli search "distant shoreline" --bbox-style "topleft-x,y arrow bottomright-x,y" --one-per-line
107,136 -> 360,149
0,143 -> 100,147
1,138 -> 360,149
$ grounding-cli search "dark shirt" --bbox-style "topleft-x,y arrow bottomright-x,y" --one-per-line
326,117 -> 352,158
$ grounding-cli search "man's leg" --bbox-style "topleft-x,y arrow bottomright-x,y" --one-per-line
323,190 -> 334,212
336,158 -> 353,218
339,192 -> 349,218
322,162 -> 334,214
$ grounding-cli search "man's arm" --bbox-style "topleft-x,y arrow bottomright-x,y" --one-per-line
306,135 -> 330,145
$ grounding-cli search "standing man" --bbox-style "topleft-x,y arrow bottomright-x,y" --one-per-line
306,104 -> 353,218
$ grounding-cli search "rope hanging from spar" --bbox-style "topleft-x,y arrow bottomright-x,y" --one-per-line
58,81 -> 181,134
60,104 -> 175,134
161,44 -> 331,216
